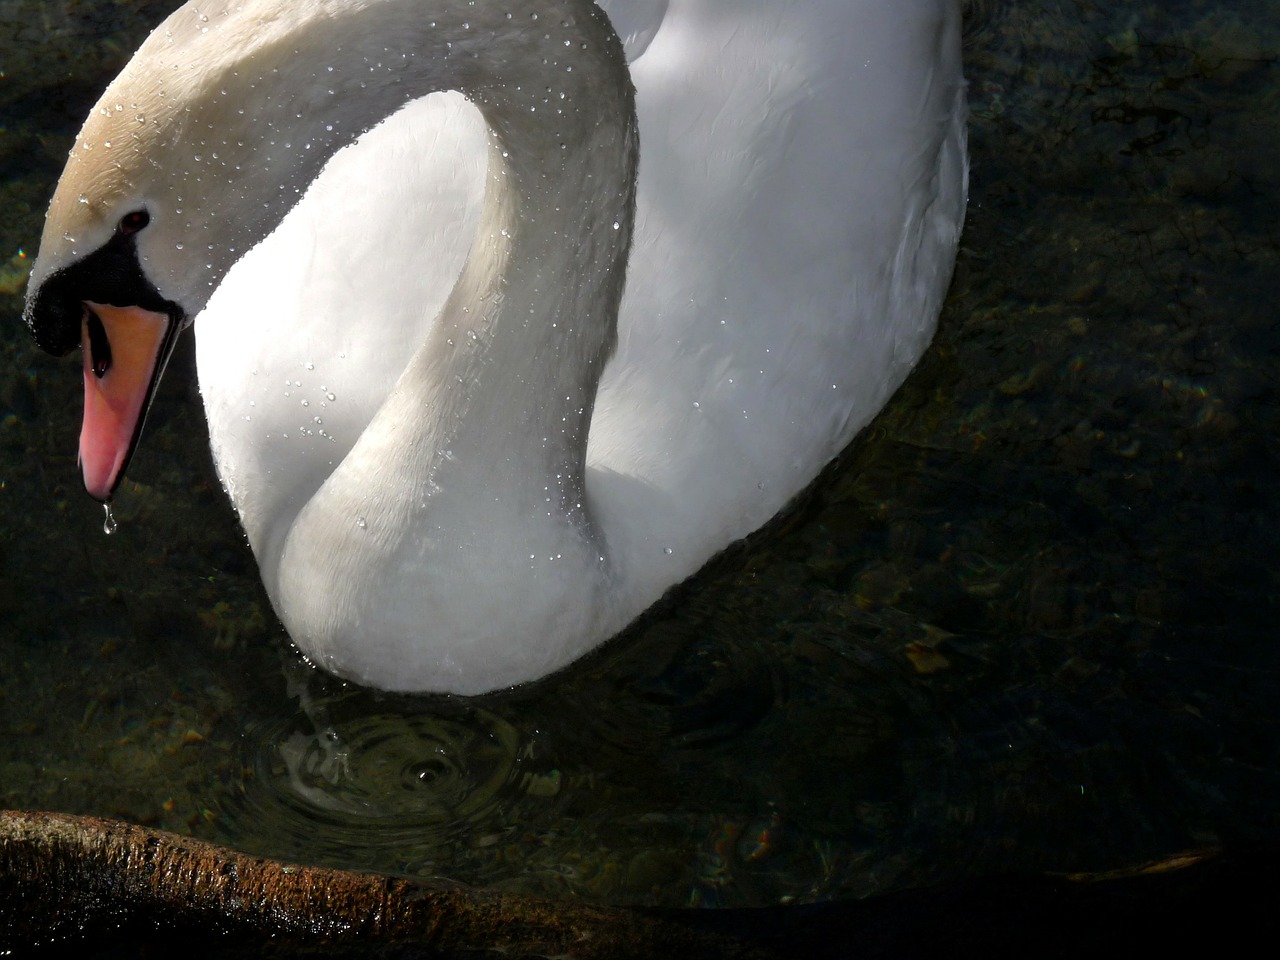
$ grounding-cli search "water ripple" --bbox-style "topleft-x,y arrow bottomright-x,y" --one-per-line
226,690 -> 554,873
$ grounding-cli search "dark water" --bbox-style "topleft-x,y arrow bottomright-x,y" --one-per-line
1,0 -> 1276,910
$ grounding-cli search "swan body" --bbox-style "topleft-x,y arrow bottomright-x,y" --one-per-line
24,0 -> 967,694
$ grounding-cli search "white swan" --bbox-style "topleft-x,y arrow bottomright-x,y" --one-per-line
23,0 -> 967,694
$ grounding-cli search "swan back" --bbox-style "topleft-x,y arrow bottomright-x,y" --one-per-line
585,0 -> 968,619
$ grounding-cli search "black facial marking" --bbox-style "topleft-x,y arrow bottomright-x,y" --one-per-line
23,222 -> 182,356
85,309 -> 112,378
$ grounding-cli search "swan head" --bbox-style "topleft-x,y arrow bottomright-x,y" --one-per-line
22,2 -> 357,501
23,98 -> 193,502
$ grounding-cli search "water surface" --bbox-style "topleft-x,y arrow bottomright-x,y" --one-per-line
0,0 -> 1276,910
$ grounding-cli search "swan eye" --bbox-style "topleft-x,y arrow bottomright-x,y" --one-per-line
118,210 -> 150,236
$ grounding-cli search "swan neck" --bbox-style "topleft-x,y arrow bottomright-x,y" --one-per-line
270,0 -> 636,564
64,0 -> 635,315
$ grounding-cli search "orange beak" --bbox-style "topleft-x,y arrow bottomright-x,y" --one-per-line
79,301 -> 175,501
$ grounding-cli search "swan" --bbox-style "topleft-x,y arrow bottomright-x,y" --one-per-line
22,0 -> 967,694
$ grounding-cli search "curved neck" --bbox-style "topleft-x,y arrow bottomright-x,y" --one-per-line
410,10 -> 639,515
349,76 -> 638,548
202,1 -> 637,612
83,0 -> 636,318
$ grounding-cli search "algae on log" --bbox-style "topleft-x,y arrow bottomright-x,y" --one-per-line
0,810 -> 757,958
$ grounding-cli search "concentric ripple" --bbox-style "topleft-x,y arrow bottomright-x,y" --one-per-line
223,689 -> 558,875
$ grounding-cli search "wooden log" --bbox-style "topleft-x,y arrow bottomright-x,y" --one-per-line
4,809 -> 1276,958
0,809 -> 757,958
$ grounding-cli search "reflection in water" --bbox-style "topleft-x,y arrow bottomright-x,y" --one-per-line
0,0 -> 1278,914
561,613 -> 781,756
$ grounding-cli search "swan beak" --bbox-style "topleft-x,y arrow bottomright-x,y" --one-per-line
79,301 -> 176,502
